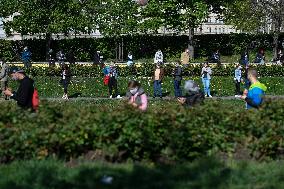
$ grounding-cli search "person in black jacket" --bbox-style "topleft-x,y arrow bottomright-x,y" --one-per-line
4,67 -> 34,109
172,61 -> 183,97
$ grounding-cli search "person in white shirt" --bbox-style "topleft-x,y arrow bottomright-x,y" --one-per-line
154,49 -> 163,64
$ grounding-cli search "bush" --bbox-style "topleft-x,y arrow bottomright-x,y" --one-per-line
0,99 -> 284,163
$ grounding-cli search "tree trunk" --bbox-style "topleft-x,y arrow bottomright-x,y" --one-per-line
45,33 -> 52,61
188,27 -> 194,60
273,32 -> 279,60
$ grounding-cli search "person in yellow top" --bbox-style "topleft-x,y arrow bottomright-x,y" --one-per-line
180,48 -> 190,66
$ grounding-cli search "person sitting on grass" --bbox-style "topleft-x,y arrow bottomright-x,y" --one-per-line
241,68 -> 267,109
178,80 -> 205,108
126,80 -> 148,111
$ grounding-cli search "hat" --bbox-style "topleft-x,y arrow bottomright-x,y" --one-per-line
9,66 -> 25,74
184,80 -> 200,92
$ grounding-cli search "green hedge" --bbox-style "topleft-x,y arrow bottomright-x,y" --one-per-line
0,99 -> 284,163
19,64 -> 284,78
1,33 -> 283,61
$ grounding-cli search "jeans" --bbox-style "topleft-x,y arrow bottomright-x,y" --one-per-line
174,80 -> 182,97
62,79 -> 69,94
154,80 -> 162,97
235,81 -> 241,95
202,78 -> 211,96
108,77 -> 118,97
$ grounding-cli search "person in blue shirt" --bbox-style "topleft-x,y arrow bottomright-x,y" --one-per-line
21,47 -> 32,68
241,68 -> 267,109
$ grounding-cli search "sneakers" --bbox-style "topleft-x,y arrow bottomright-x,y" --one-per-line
235,95 -> 241,98
116,95 -> 122,99
109,95 -> 113,99
208,95 -> 213,98
62,94 -> 69,100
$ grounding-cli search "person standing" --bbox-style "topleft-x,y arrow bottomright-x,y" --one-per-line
57,49 -> 66,67
67,49 -> 76,65
153,63 -> 164,99
241,68 -> 267,109
254,49 -> 265,64
180,48 -> 190,67
126,80 -> 148,111
127,52 -> 134,66
108,62 -> 121,98
0,59 -> 9,100
21,47 -> 32,68
201,62 -> 212,98
172,62 -> 183,97
240,50 -> 249,67
154,49 -> 164,64
210,49 -> 221,66
93,51 -> 101,65
234,64 -> 242,97
61,64 -> 71,100
48,49 -> 56,67
4,67 -> 34,109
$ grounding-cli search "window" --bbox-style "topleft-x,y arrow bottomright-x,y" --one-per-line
208,18 -> 211,23
215,27 -> 217,33
219,28 -> 221,33
223,28 -> 225,33
208,27 -> 211,33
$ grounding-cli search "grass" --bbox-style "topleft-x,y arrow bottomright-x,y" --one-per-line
6,76 -> 284,98
0,158 -> 284,189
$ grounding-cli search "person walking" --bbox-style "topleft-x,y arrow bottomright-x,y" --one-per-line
126,80 -> 148,111
153,63 -> 164,99
67,49 -> 76,65
241,68 -> 267,109
201,62 -> 212,98
177,80 -> 205,108
61,64 -> 71,100
180,48 -> 190,67
0,59 -> 9,100
210,49 -> 221,66
21,47 -> 32,68
108,62 -> 121,98
234,64 -> 242,97
172,61 -> 183,97
4,67 -> 34,109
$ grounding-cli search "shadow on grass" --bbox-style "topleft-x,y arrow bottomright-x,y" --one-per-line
0,158 -> 233,189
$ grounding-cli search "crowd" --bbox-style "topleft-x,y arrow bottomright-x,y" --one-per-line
0,45 -> 270,112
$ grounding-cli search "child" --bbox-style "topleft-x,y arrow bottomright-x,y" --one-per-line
126,80 -> 148,111
234,64 -> 242,97
61,64 -> 71,100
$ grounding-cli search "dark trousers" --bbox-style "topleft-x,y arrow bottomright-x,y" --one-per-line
108,77 -> 118,97
154,80 -> 162,97
63,79 -> 69,94
23,60 -> 31,68
174,80 -> 182,97
235,81 -> 242,95
1,81 -> 8,99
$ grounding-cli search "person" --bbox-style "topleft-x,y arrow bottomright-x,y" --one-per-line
108,62 -> 121,99
61,64 -> 71,100
21,47 -> 32,68
67,49 -> 76,65
275,49 -> 284,64
241,68 -> 267,109
154,49 -> 163,64
243,66 -> 251,90
177,80 -> 204,108
48,49 -> 56,67
153,63 -> 164,99
0,59 -> 9,100
234,64 -> 242,97
254,49 -> 265,64
240,50 -> 249,67
180,48 -> 190,67
201,62 -> 212,98
4,67 -> 34,109
127,52 -> 134,66
210,49 -> 221,65
57,49 -> 66,67
102,63 -> 110,87
172,61 -> 183,97
93,51 -> 101,65
126,80 -> 148,111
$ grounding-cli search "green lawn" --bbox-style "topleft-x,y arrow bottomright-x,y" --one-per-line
7,76 -> 284,98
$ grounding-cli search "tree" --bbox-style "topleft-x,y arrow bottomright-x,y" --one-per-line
224,0 -> 284,59
0,0 -> 98,59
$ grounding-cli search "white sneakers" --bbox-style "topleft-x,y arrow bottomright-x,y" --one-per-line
235,95 -> 242,98
109,95 -> 112,99
205,95 -> 213,98
110,95 -> 122,99
62,94 -> 69,100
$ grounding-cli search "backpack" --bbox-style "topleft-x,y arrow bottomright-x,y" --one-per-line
32,88 -> 40,111
103,75 -> 110,85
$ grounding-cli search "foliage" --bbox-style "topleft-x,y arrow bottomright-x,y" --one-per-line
0,99 -> 284,163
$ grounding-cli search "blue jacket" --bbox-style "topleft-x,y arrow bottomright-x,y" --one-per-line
103,66 -> 110,76
246,81 -> 267,109
234,68 -> 242,82
21,50 -> 31,62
